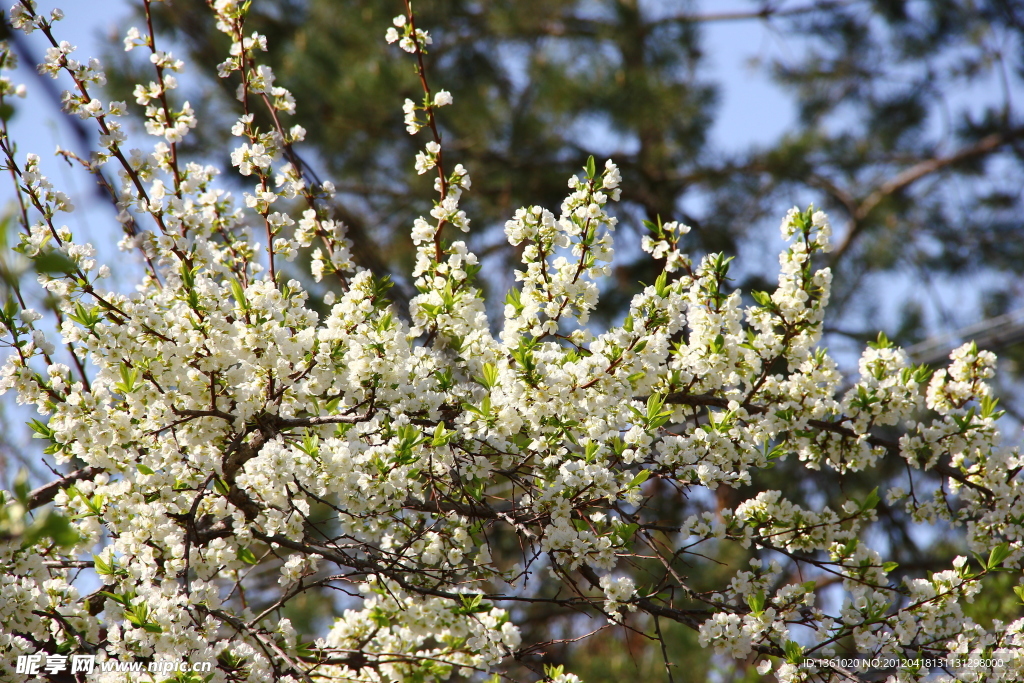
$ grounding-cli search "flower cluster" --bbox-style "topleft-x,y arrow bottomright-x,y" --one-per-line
0,2 -> 1022,683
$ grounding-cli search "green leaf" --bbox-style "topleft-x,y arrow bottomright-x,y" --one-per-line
645,393 -> 665,423
369,606 -> 390,628
882,561 -> 899,573
13,468 -> 30,505
100,590 -> 130,606
654,270 -> 669,296
431,423 -> 453,447
236,547 -> 259,565
649,215 -> 665,238
295,641 -> 316,659
93,554 -> 112,575
980,395 -> 1004,419
613,522 -> 639,544
986,542 -> 1011,571
504,287 -> 522,312
710,333 -> 725,354
136,463 -> 155,475
455,593 -> 491,615
868,331 -> 892,349
628,469 -> 650,489
751,290 -> 773,307
22,508 -> 79,548
544,664 -> 566,680
465,477 -> 485,501
783,639 -> 804,664
34,250 -> 75,275
913,364 -> 933,384
116,365 -> 140,394
68,302 -> 102,329
746,590 -> 766,616
478,362 -> 499,389
859,487 -> 880,512
228,277 -> 248,310
585,155 -> 596,180
27,419 -> 54,440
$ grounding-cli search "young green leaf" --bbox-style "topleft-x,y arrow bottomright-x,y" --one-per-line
628,469 -> 650,489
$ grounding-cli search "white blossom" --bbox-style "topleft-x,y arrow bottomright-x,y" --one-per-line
0,5 -> 1019,683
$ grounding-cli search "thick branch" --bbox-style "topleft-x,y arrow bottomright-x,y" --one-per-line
652,0 -> 860,25
530,0 -> 861,38
27,466 -> 103,511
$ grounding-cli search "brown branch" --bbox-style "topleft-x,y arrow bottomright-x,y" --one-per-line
250,530 -> 464,601
529,0 -> 862,38
206,608 -> 315,683
831,130 -> 1023,262
653,0 -> 861,25
272,410 -> 373,428
27,466 -> 103,511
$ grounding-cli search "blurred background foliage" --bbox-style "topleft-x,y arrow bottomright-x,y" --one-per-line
4,0 -> 1024,679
